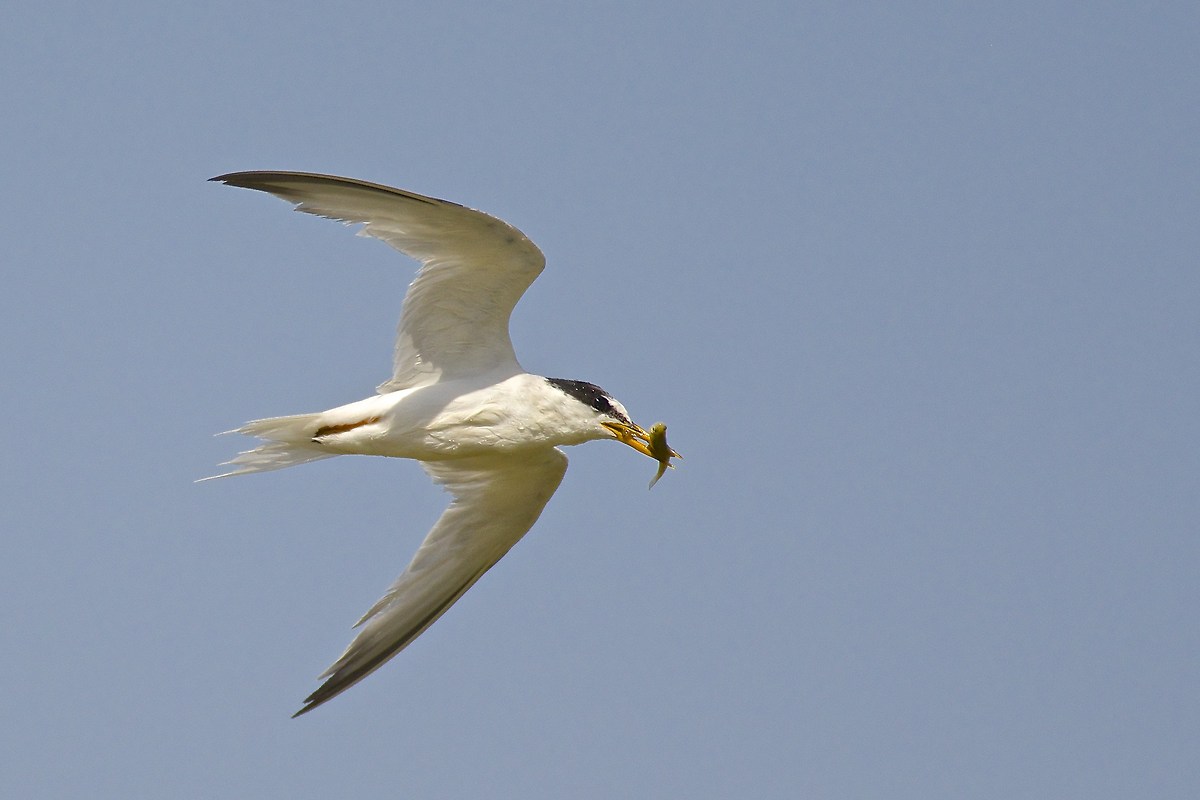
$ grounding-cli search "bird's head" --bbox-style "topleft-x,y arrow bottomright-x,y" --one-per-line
544,377 -> 656,457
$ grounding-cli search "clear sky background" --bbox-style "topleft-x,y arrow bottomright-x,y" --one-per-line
2,2 -> 1197,798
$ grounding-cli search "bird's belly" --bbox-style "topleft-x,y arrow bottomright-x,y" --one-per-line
321,388 -> 550,460
385,405 -> 552,459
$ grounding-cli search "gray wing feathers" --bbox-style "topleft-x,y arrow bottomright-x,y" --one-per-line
210,171 -> 546,391
292,449 -> 568,716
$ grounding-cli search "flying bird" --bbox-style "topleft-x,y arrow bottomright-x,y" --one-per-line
204,172 -> 677,717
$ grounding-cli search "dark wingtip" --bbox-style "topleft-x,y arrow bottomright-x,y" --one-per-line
207,171 -> 454,207
209,171 -> 264,188
290,683 -> 334,718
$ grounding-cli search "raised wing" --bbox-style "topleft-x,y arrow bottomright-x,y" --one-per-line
211,171 -> 546,390
293,448 -> 568,716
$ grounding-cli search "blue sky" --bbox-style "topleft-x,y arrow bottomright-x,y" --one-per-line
2,2 -> 1197,797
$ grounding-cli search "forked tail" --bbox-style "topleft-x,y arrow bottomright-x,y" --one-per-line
200,412 -> 336,480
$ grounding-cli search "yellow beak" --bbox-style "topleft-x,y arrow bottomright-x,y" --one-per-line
600,421 -> 655,458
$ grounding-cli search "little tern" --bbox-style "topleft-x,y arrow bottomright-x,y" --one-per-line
204,172 -> 676,716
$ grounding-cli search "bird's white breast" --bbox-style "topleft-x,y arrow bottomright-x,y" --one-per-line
312,373 -> 604,461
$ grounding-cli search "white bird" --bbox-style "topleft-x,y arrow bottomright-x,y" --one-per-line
204,172 -> 677,717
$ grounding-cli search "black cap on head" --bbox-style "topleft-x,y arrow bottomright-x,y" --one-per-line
545,377 -> 631,425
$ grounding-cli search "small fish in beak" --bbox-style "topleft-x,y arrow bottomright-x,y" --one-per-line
645,422 -> 681,489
